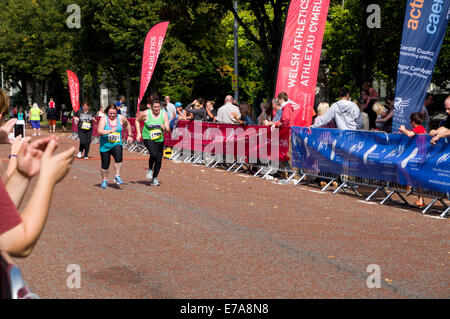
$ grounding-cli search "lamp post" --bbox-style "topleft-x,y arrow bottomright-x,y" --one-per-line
233,0 -> 239,102
1,65 -> 4,91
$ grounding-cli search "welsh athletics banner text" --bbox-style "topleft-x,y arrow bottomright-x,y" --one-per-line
137,21 -> 169,114
291,127 -> 450,193
393,0 -> 450,132
275,0 -> 330,127
67,70 -> 80,113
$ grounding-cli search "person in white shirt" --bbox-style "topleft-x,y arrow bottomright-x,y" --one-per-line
164,96 -> 177,121
217,95 -> 240,124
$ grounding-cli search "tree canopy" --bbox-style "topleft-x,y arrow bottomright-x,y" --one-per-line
0,0 -> 448,112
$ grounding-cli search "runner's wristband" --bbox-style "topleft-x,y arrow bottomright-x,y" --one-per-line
9,154 -> 17,159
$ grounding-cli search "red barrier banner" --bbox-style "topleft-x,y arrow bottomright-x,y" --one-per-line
137,21 -> 169,114
67,70 -> 80,112
72,118 -> 289,162
168,121 -> 290,162
275,0 -> 330,127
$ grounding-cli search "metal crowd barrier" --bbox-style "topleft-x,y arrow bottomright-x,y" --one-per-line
334,176 -> 388,202
380,182 -> 411,206
294,169 -> 340,192
411,188 -> 449,217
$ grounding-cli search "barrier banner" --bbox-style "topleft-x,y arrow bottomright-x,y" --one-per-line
291,127 -> 450,193
393,0 -> 450,132
168,121 -> 291,162
66,70 -> 80,112
274,0 -> 330,127
74,117 -> 289,162
137,21 -> 169,114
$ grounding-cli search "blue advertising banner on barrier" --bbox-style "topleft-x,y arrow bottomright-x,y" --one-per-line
392,0 -> 450,132
291,127 -> 450,194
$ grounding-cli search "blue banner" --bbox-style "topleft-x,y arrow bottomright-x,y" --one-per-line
291,127 -> 450,194
393,0 -> 450,132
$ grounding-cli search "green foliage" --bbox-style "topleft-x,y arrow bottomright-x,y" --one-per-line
0,0 -> 448,111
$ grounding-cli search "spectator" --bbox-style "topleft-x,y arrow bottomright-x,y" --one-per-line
185,99 -> 206,121
257,101 -> 272,125
278,92 -> 297,127
421,93 -> 433,132
231,102 -> 255,125
47,98 -> 57,133
372,101 -> 387,131
174,102 -> 183,117
164,96 -> 177,121
17,107 -> 25,122
205,101 -> 217,122
0,88 -> 76,258
29,103 -> 43,136
115,95 -> 127,117
430,95 -> 450,144
355,99 -> 369,130
60,105 -> 69,132
263,99 -> 282,128
375,95 -> 394,133
97,105 -> 105,117
361,89 -> 378,130
399,112 -> 427,208
312,87 -> 363,130
217,95 -> 241,124
314,102 -> 336,128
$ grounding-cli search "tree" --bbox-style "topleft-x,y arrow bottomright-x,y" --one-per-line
0,0 -> 76,107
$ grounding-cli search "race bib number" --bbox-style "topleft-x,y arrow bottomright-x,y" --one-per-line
150,129 -> 162,141
81,122 -> 91,130
108,132 -> 121,143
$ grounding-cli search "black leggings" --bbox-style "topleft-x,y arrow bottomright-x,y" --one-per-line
144,139 -> 164,178
78,129 -> 93,157
100,145 -> 123,170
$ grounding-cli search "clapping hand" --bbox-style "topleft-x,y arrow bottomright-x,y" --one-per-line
0,118 -> 17,144
17,136 -> 58,178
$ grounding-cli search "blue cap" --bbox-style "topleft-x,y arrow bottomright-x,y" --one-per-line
175,102 -> 182,107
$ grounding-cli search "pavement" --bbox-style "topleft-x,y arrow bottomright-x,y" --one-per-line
1,130 -> 448,299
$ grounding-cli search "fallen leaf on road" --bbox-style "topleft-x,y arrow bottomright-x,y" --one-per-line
248,202 -> 254,206
327,256 -> 336,259
385,278 -> 393,285
273,206 -> 278,209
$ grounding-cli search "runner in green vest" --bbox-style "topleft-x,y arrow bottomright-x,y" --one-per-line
135,99 -> 170,186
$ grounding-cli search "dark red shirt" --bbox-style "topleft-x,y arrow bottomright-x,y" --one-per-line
0,181 -> 22,235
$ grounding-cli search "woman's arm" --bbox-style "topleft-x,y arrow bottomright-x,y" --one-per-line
4,136 -> 55,208
97,116 -> 113,136
376,110 -> 394,123
206,108 -> 215,121
120,115 -> 133,144
163,112 -> 170,133
230,112 -> 244,125
0,140 -> 75,258
135,111 -> 146,141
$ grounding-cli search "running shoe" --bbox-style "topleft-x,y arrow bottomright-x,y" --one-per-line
77,151 -> 82,158
150,178 -> 160,186
101,180 -> 108,189
114,175 -> 124,185
84,156 -> 89,160
146,169 -> 153,180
